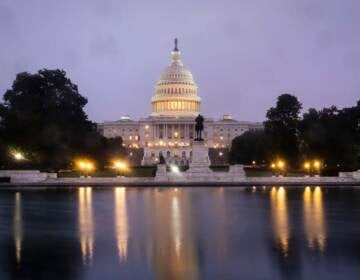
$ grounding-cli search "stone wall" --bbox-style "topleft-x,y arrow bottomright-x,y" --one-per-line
0,170 -> 57,183
339,170 -> 360,179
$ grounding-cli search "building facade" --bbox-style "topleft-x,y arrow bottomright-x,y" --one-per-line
98,40 -> 263,166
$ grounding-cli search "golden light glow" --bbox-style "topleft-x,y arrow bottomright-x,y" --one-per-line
304,162 -> 310,170
271,163 -> 276,169
145,125 -> 149,130
252,160 -> 256,165
174,131 -> 179,138
303,186 -> 326,251
277,160 -> 285,170
314,160 -> 321,170
76,159 -> 95,173
114,187 -> 129,262
112,160 -> 128,171
14,152 -> 25,161
149,189 -> 199,279
172,195 -> 182,257
10,148 -> 26,161
14,192 -> 23,265
78,187 -> 94,265
270,187 -> 289,257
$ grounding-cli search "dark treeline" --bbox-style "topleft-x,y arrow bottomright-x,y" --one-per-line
230,94 -> 360,173
0,69 -> 124,171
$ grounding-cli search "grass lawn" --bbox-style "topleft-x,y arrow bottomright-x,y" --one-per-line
59,166 -> 156,178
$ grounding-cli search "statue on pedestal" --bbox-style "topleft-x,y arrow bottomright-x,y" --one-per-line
195,114 -> 204,141
159,154 -> 166,164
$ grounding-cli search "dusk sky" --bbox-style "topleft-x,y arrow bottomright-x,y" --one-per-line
0,0 -> 359,122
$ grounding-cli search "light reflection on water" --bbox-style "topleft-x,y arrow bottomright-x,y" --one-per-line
78,187 -> 94,265
303,186 -> 326,251
2,186 -> 359,279
14,192 -> 22,265
114,187 -> 128,262
270,187 -> 290,257
150,188 -> 199,280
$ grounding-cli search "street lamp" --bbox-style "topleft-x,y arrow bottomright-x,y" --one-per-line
277,160 -> 286,176
76,159 -> 95,177
313,160 -> 321,175
271,160 -> 286,176
112,160 -> 128,177
304,161 -> 311,176
277,160 -> 285,170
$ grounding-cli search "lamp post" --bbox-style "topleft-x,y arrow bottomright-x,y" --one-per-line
277,160 -> 286,176
271,160 -> 286,176
76,160 -> 95,177
270,163 -> 276,176
303,159 -> 322,176
113,160 -> 127,177
313,160 -> 321,176
304,161 -> 311,176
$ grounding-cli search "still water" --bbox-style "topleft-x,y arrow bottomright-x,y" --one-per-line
0,186 -> 360,280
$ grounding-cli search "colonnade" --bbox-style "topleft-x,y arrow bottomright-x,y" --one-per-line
152,123 -> 195,139
152,100 -> 200,113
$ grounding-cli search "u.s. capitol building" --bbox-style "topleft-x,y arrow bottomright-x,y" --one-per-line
98,39 -> 262,165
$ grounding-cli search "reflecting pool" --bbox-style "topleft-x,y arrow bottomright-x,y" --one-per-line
0,186 -> 360,279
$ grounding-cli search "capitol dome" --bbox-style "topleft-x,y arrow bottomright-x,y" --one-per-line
151,39 -> 201,117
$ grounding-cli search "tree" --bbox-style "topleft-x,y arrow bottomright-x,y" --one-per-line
264,94 -> 302,166
0,69 -> 106,170
300,102 -> 360,171
229,130 -> 269,165
83,136 -> 125,169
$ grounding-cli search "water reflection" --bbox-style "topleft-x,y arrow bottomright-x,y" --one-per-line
78,187 -> 94,265
114,187 -> 129,262
270,187 -> 290,257
14,192 -> 23,265
150,189 -> 199,280
303,186 -> 327,251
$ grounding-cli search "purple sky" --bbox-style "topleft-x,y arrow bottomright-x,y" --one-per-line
0,0 -> 359,122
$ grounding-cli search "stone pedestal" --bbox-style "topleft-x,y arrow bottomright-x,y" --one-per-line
229,164 -> 246,180
352,170 -> 360,179
155,164 -> 168,181
186,141 -> 213,180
